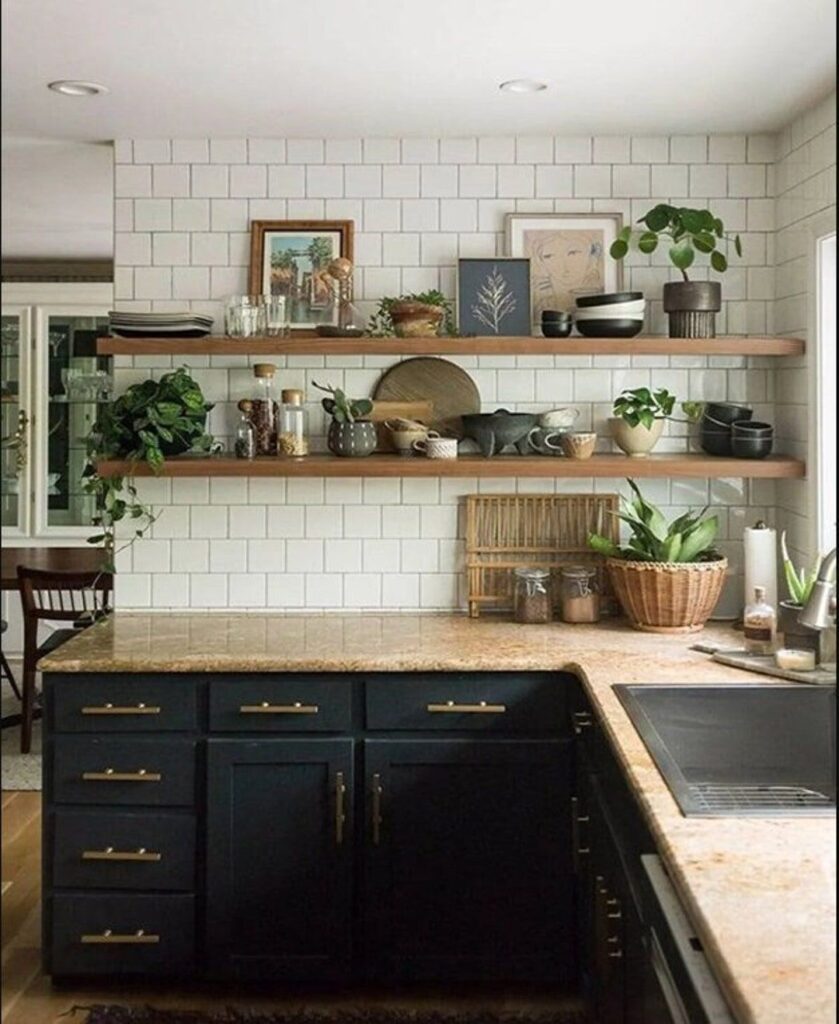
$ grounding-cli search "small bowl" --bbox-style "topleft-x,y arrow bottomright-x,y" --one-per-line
559,432 -> 597,460
541,322 -> 574,338
705,402 -> 752,425
575,291 -> 643,308
575,319 -> 644,338
541,310 -> 572,322
700,431 -> 733,456
731,435 -> 773,459
731,419 -> 773,437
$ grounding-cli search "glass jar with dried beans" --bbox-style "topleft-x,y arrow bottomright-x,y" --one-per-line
513,567 -> 552,624
278,388 -> 309,457
558,565 -> 600,623
250,363 -> 279,455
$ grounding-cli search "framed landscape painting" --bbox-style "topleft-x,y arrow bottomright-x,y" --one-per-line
505,213 -> 624,332
248,220 -> 354,333
457,258 -> 531,337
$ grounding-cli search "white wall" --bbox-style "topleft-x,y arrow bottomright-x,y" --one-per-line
110,132 -> 782,616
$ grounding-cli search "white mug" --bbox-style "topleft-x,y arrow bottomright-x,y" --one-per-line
539,407 -> 580,430
412,431 -> 458,459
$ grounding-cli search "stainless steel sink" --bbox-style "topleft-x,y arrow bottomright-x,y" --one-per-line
614,684 -> 836,817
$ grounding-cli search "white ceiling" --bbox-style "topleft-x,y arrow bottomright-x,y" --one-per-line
1,0 -> 836,140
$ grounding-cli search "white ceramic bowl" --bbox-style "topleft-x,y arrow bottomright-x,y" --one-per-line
574,301 -> 646,319
574,298 -> 646,315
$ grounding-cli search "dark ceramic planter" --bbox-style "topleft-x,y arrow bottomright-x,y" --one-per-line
327,420 -> 377,457
663,281 -> 722,338
779,600 -> 820,653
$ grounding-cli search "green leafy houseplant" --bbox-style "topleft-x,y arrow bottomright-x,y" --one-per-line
609,204 -> 743,279
84,367 -> 214,570
781,530 -> 821,606
366,290 -> 457,337
312,381 -> 373,423
612,388 -> 703,429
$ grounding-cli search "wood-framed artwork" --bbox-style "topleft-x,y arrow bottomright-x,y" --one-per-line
456,257 -> 532,337
505,212 -> 624,332
248,220 -> 354,334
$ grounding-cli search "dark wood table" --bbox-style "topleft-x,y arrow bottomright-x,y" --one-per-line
1,546 -> 111,590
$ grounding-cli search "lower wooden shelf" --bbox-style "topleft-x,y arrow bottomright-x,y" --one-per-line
96,453 -> 805,479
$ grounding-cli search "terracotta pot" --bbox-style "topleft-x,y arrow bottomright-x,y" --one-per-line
390,301 -> 444,338
609,417 -> 664,458
779,600 -> 820,653
327,421 -> 377,457
606,556 -> 728,633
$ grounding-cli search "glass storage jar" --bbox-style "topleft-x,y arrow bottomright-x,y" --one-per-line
250,363 -> 279,455
278,388 -> 309,457
558,565 -> 600,623
234,399 -> 256,459
513,567 -> 552,624
225,295 -> 266,338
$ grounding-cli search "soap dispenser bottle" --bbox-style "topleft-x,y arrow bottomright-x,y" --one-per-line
743,585 -> 777,655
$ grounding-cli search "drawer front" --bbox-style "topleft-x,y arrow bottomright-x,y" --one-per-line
52,737 -> 196,807
50,893 -> 194,976
365,673 -> 565,733
51,810 -> 195,891
209,676 -> 351,733
51,676 -> 198,733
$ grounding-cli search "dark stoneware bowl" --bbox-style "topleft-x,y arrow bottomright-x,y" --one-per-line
461,409 -> 539,457
705,402 -> 753,424
731,435 -> 773,458
541,322 -> 574,338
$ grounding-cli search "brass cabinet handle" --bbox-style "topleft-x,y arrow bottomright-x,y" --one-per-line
427,701 -> 506,714
82,703 -> 161,715
82,847 -> 162,862
572,711 -> 593,734
239,702 -> 319,714
570,796 -> 591,872
371,773 -> 383,845
81,769 -> 162,782
81,929 -> 160,945
335,771 -> 346,847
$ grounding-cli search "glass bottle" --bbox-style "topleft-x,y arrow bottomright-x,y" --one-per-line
234,399 -> 256,459
743,585 -> 777,655
250,363 -> 279,455
513,567 -> 552,624
559,565 -> 600,623
278,388 -> 309,457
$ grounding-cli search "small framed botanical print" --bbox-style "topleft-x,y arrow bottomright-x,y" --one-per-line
505,213 -> 624,331
248,220 -> 354,333
456,258 -> 532,337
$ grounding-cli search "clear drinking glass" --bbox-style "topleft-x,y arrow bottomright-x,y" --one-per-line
225,296 -> 267,338
264,295 -> 289,337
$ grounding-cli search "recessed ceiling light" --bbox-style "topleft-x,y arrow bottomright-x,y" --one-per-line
499,79 -> 548,94
48,80 -> 109,97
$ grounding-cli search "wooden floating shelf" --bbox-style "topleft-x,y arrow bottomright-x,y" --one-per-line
96,453 -> 805,480
97,335 -> 805,357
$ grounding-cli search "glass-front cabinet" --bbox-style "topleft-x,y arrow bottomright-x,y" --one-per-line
1,284 -> 112,541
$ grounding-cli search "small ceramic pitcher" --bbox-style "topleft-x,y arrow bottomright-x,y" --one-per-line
412,431 -> 458,459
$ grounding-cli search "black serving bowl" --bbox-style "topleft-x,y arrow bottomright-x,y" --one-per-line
541,321 -> 574,338
541,309 -> 572,322
576,291 -> 644,308
700,428 -> 733,456
732,419 -> 773,436
732,434 -> 773,458
705,402 -> 753,424
575,318 -> 644,338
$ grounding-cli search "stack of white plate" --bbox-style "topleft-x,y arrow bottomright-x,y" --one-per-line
573,291 -> 645,338
109,311 -> 214,338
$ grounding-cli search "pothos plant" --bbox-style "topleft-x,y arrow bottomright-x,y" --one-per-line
366,290 -> 457,337
83,367 -> 215,571
612,387 -> 704,429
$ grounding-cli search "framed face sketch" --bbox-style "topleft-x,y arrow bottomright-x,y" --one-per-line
456,258 -> 532,337
505,213 -> 624,331
248,220 -> 354,333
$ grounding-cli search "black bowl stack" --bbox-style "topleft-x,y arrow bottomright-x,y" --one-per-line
699,403 -> 774,458
541,310 -> 573,338
573,291 -> 645,338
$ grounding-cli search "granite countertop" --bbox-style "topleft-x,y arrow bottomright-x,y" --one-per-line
40,613 -> 836,1024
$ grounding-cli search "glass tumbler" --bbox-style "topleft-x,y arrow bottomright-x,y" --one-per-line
225,296 -> 266,338
264,296 -> 289,337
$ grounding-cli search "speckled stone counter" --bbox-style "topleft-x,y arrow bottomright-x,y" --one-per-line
40,613 -> 837,1024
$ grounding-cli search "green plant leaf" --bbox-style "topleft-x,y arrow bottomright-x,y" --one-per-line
734,234 -> 743,257
610,239 -> 629,260
714,218 -> 724,237
588,533 -> 621,558
670,242 -> 695,271
678,516 -> 719,562
661,533 -> 683,561
681,400 -> 704,421
638,232 -> 659,254
710,250 -> 728,273
644,205 -> 671,232
681,210 -> 704,234
693,232 -> 716,253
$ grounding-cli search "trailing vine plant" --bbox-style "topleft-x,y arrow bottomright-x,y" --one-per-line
366,290 -> 457,337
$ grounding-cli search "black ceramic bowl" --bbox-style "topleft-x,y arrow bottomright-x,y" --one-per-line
732,419 -> 773,436
732,435 -> 773,458
541,309 -> 572,322
575,318 -> 644,338
705,402 -> 753,424
541,321 -> 574,338
576,291 -> 643,308
700,429 -> 733,456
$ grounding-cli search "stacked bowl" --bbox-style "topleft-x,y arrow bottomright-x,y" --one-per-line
574,292 -> 645,338
541,310 -> 573,338
699,402 -> 773,458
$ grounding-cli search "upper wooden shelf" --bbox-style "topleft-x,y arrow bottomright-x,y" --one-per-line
96,335 -> 805,357
95,453 -> 805,480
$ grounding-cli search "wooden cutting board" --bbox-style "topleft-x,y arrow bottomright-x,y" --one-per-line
369,400 -> 434,451
373,357 -> 481,438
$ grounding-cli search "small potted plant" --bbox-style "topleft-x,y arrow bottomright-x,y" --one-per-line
313,381 -> 377,457
609,204 -> 742,338
609,388 -> 702,458
367,290 -> 456,338
589,480 -> 727,633
779,531 -> 822,653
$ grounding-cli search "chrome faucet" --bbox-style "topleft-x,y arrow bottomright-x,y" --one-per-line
799,548 -> 836,667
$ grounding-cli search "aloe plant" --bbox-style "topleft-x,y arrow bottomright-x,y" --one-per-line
312,381 -> 373,423
589,479 -> 720,563
780,530 -> 821,606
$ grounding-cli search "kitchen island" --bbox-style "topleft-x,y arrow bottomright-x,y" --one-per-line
40,613 -> 837,1024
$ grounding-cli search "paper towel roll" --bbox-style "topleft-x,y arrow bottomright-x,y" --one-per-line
744,522 -> 777,612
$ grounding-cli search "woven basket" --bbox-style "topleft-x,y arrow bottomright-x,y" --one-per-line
606,556 -> 728,633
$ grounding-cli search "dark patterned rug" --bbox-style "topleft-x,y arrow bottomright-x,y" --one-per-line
72,1006 -> 590,1024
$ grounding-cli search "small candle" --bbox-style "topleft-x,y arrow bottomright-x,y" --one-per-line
775,648 -> 817,671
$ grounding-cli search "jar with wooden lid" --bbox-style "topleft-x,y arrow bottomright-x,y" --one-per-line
250,363 -> 279,455
234,399 -> 256,459
513,567 -> 552,624
278,388 -> 309,457
558,565 -> 600,623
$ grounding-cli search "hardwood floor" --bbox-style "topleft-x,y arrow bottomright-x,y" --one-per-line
1,792 -> 587,1023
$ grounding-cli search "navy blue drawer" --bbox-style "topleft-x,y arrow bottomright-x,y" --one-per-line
209,676 -> 351,732
52,736 -> 196,806
50,893 -> 194,976
365,673 -> 566,733
51,676 -> 198,733
51,810 -> 195,891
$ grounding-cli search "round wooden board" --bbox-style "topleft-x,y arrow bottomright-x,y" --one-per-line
373,357 -> 481,438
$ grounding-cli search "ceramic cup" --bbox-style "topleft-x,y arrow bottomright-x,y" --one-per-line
559,432 -> 597,460
384,419 -> 429,457
526,427 -> 567,455
539,407 -> 580,430
412,432 -> 458,459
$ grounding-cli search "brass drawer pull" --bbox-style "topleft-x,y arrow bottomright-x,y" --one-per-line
570,796 -> 591,872
572,711 -> 593,734
335,771 -> 347,847
81,769 -> 162,782
239,702 -> 319,714
81,703 -> 161,715
371,773 -> 383,846
81,929 -> 160,945
426,701 -> 507,714
82,847 -> 162,862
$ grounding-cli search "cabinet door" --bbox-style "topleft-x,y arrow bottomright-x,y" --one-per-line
364,738 -> 574,982
1,307 -> 32,537
206,738 -> 353,980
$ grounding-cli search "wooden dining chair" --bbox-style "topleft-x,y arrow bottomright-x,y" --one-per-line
16,567 -> 112,754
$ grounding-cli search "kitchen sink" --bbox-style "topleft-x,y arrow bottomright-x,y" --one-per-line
614,684 -> 836,817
